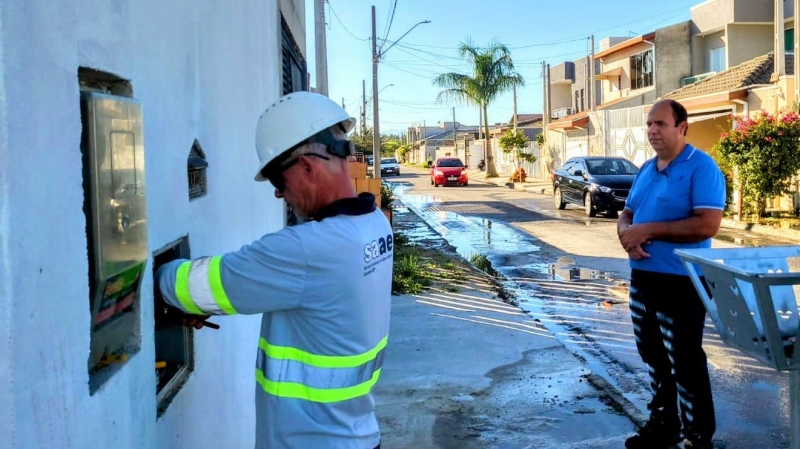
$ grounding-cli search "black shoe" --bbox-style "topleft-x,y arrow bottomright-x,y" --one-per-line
624,419 -> 682,449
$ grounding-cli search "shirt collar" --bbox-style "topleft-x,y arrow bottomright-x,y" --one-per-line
674,144 -> 696,163
314,193 -> 377,221
651,144 -> 696,175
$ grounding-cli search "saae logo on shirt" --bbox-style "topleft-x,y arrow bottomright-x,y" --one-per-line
364,233 -> 394,263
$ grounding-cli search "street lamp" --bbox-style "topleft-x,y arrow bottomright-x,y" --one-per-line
371,6 -> 430,179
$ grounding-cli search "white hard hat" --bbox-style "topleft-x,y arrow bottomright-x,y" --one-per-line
254,91 -> 356,182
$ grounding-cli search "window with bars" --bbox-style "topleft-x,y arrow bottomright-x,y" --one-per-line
280,14 -> 308,226
630,49 -> 654,90
282,15 -> 307,96
188,139 -> 207,201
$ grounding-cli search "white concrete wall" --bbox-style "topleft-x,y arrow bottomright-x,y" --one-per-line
0,0 -> 299,448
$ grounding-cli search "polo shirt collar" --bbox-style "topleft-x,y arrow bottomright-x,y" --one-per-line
652,144 -> 696,174
674,144 -> 696,163
314,193 -> 377,221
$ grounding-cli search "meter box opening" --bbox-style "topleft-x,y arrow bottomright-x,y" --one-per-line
153,237 -> 195,417
79,91 -> 149,393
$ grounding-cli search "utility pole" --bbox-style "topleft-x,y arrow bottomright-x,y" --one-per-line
513,79 -> 518,131
793,0 -> 800,102
362,79 -> 367,132
453,107 -> 457,156
542,62 -> 548,127
546,63 -> 552,122
314,0 -> 329,96
589,35 -> 596,111
342,97 -> 346,110
371,6 -> 382,178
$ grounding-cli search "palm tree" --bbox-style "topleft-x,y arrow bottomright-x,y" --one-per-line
433,39 -> 523,178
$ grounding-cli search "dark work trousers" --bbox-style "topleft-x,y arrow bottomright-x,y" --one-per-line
629,268 -> 716,442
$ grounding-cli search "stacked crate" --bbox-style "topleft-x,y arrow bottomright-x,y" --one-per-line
349,159 -> 382,209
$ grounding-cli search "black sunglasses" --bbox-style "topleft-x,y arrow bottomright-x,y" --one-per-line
265,153 -> 331,192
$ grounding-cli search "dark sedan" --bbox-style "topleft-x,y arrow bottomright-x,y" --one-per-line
552,156 -> 639,217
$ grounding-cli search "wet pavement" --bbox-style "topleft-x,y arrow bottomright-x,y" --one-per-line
387,168 -> 797,449
375,203 -> 638,448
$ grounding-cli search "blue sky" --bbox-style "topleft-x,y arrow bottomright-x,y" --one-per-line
305,0 -> 701,135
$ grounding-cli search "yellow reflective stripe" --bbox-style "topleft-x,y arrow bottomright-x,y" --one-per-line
258,335 -> 388,368
208,256 -> 238,315
175,261 -> 203,315
256,368 -> 382,403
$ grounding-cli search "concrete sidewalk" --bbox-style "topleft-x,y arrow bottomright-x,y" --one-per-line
374,203 -> 638,448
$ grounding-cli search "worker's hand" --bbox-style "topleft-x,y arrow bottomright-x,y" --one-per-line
181,314 -> 219,330
618,224 -> 652,253
627,245 -> 651,261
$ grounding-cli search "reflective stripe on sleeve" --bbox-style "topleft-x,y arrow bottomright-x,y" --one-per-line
175,257 -> 239,315
175,261 -> 203,314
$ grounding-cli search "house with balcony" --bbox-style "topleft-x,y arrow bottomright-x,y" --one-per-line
687,0 -> 776,85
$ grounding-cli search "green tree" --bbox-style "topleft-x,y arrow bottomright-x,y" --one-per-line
433,38 -> 523,178
381,137 -> 402,157
350,127 -> 374,154
498,129 -> 534,169
397,144 -> 411,163
714,108 -> 800,216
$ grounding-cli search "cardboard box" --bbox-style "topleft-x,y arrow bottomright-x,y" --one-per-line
348,161 -> 367,179
352,177 -> 382,209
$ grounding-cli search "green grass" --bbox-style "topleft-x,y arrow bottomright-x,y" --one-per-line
391,231 -> 471,295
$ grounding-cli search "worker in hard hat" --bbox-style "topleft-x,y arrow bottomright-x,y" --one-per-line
155,91 -> 392,449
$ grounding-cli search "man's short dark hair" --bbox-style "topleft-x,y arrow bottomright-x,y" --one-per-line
664,99 -> 688,135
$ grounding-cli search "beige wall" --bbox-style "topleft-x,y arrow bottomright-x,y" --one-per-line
687,116 -> 731,153
733,0 -> 774,22
691,0 -> 735,34
749,85 -> 786,116
551,84 -> 572,110
727,24 -> 773,67
692,31 -> 726,74
280,0 -> 306,57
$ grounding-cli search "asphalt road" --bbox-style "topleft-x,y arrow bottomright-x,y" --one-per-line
386,166 -> 794,449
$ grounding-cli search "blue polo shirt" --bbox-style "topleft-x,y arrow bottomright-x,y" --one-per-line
625,144 -> 726,276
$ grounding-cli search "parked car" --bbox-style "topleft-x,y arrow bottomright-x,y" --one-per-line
552,156 -> 638,217
380,157 -> 400,176
430,157 -> 468,187
366,156 -> 374,175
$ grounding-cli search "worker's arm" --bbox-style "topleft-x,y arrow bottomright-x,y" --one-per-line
155,227 -> 307,316
619,157 -> 726,250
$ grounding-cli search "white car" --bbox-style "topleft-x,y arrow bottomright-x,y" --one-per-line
380,158 -> 400,176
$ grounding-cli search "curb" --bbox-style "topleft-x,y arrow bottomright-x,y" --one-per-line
720,218 -> 800,243
586,374 -> 648,428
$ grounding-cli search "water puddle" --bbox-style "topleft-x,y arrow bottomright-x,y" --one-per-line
392,184 -> 540,264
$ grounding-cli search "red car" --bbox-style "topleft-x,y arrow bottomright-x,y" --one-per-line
430,157 -> 468,187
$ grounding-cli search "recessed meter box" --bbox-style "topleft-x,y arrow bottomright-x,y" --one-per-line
80,91 -> 148,383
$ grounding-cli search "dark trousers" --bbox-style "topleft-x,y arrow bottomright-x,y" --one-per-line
629,269 -> 716,442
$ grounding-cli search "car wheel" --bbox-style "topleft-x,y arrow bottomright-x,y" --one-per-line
608,210 -> 619,219
584,193 -> 597,217
463,182 -> 468,187
554,187 -> 566,210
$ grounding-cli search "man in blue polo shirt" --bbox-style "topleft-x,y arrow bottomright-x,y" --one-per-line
617,99 -> 725,449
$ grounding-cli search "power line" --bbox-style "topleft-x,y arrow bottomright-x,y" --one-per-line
378,3 -> 695,51
380,0 -> 399,52
327,1 -> 369,42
